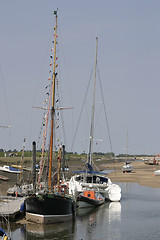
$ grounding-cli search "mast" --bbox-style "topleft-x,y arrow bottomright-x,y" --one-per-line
126,130 -> 128,158
19,137 -> 26,183
88,37 -> 98,166
32,141 -> 36,194
62,145 -> 65,179
48,11 -> 58,190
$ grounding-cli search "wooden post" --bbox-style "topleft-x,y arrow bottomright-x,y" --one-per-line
62,145 -> 65,173
32,141 -> 36,194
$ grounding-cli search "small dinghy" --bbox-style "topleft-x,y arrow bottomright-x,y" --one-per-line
76,190 -> 105,208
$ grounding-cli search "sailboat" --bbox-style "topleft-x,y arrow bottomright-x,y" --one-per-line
121,131 -> 133,173
25,11 -> 75,224
68,37 -> 121,202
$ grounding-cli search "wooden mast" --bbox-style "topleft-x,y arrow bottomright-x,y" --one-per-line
48,11 -> 58,190
88,37 -> 98,166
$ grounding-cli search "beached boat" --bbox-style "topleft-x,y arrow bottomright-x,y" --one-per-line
7,183 -> 34,197
68,38 -> 121,202
0,175 -> 9,181
121,131 -> 133,173
25,11 -> 75,224
146,157 -> 159,165
122,161 -> 133,173
76,190 -> 105,208
154,170 -> 160,176
7,138 -> 37,197
0,165 -> 21,174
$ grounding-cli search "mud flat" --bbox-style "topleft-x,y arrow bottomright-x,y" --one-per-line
0,159 -> 160,197
105,161 -> 160,188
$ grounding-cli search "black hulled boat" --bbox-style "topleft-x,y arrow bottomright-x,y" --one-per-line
25,11 -> 75,224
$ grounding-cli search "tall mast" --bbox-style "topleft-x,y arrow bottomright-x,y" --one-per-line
88,37 -> 98,165
48,11 -> 58,189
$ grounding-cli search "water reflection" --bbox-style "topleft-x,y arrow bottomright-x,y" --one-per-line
9,201 -> 121,240
75,202 -> 121,240
25,220 -> 74,240
8,183 -> 160,240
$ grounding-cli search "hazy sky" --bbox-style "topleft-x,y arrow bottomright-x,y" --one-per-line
0,0 -> 160,155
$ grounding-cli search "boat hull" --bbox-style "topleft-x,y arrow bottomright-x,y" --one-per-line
76,194 -> 105,208
68,174 -> 121,202
25,194 -> 75,224
154,170 -> 160,176
0,165 -> 21,174
122,165 -> 133,173
102,184 -> 121,202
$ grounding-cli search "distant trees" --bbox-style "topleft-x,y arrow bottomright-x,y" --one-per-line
116,153 -> 154,157
93,152 -> 115,157
0,149 -> 155,158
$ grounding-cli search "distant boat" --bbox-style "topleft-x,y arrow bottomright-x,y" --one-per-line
122,161 -> 133,173
154,170 -> 160,176
0,175 -> 9,181
76,190 -> 105,208
0,165 -> 21,174
144,157 -> 159,165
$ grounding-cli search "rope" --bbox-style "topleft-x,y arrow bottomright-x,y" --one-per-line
71,68 -> 93,151
97,67 -> 117,176
97,68 -> 113,154
0,65 -> 11,125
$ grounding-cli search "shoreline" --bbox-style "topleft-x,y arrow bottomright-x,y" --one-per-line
0,160 -> 160,196
105,161 -> 160,188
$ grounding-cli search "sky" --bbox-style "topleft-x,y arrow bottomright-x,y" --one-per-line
0,0 -> 160,155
